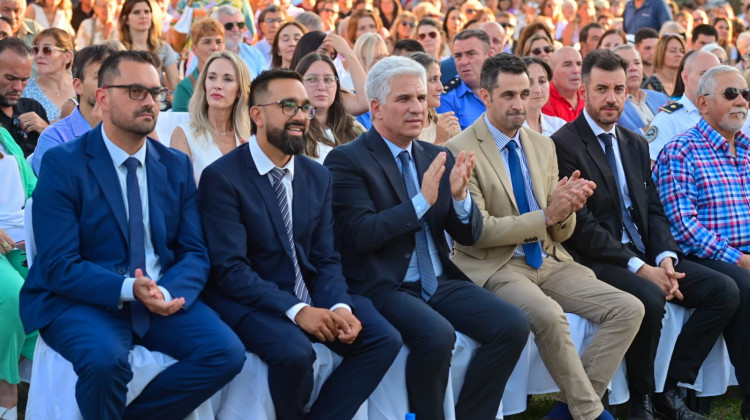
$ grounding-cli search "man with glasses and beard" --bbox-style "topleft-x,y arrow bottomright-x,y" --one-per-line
20,50 -> 246,420
0,37 -> 48,157
654,65 -> 750,420
198,68 -> 401,420
32,43 -> 121,175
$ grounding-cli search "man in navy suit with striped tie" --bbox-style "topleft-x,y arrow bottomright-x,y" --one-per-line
198,68 -> 401,420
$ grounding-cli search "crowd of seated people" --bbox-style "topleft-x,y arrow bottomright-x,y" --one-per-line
2,0 -> 750,418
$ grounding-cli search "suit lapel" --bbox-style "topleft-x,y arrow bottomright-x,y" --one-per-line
365,129 -> 410,203
244,146 -> 294,258
291,161 -> 308,243
518,128 -> 547,208
145,141 -> 167,259
86,128 -> 128,241
576,116 -> 622,209
476,120 -> 518,210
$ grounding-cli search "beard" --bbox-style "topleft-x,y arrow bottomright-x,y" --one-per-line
0,90 -> 20,107
111,105 -> 157,136
266,120 -> 307,155
588,102 -> 623,125
718,106 -> 748,134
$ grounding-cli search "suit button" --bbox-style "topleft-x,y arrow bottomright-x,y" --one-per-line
406,222 -> 413,228
404,253 -> 411,259
117,268 -> 126,275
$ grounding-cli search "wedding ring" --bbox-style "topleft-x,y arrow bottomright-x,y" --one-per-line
25,121 -> 30,127
1,241 -> 10,250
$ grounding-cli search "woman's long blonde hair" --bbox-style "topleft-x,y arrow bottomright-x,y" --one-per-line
188,50 -> 252,143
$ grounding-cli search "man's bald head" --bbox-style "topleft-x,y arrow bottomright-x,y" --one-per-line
682,50 -> 721,103
550,46 -> 580,70
480,21 -> 506,55
550,46 -> 583,94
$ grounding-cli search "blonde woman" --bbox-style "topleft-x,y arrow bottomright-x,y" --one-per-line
25,0 -> 75,36
171,51 -> 251,183
353,32 -> 388,72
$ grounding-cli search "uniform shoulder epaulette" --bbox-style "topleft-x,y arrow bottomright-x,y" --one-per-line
659,102 -> 684,113
442,76 -> 461,94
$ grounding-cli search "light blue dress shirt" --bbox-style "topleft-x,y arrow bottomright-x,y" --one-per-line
32,106 -> 92,175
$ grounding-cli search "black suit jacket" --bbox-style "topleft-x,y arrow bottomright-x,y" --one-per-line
550,113 -> 680,268
323,128 -> 482,298
198,143 -> 354,328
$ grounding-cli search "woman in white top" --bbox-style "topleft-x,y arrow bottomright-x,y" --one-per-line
75,0 -> 119,48
25,0 -> 75,36
295,53 -> 363,163
171,51 -> 251,183
522,57 -> 566,136
409,52 -> 461,145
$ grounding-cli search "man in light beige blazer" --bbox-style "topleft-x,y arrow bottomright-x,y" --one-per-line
445,53 -> 644,420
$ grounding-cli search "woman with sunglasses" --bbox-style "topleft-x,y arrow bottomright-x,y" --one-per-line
522,56 -> 566,136
415,17 -> 445,60
295,53 -> 364,162
408,52 -> 460,144
171,51 -> 251,183
522,34 -> 554,63
21,28 -> 74,123
386,11 -> 416,53
515,22 -> 555,56
271,21 -> 307,69
119,0 -> 180,93
642,34 -> 685,97
442,6 -> 466,54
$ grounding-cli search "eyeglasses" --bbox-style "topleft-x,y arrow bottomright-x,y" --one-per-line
255,100 -> 316,119
320,7 -> 337,13
31,45 -> 67,56
264,17 -> 284,24
223,21 -> 245,30
102,84 -> 169,101
499,22 -> 515,29
531,45 -> 554,55
400,20 -> 415,27
303,75 -> 338,87
418,31 -> 438,40
464,8 -> 478,14
705,87 -> 750,101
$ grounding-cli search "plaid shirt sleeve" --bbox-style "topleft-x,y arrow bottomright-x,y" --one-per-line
653,128 -> 744,264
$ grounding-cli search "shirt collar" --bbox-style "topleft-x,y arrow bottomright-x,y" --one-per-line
69,106 -> 93,133
456,78 -> 476,98
101,125 -> 147,169
678,95 -> 699,114
583,108 -> 617,138
484,113 -> 521,149
697,117 -> 750,153
249,134 -> 295,179
381,135 -> 414,160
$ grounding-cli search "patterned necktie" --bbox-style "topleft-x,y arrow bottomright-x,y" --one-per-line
270,167 -> 312,305
396,151 -> 438,301
505,140 -> 543,269
598,133 -> 646,253
124,157 -> 150,337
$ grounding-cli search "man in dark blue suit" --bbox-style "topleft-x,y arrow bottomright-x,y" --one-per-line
19,51 -> 246,419
198,68 -> 402,420
324,56 -> 529,420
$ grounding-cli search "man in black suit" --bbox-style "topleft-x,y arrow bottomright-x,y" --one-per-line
198,68 -> 402,420
324,56 -> 529,420
551,49 -> 739,420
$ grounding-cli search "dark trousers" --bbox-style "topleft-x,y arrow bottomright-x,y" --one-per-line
41,301 -> 246,420
687,257 -> 750,394
233,294 -> 402,420
369,277 -> 529,420
588,258 -> 738,394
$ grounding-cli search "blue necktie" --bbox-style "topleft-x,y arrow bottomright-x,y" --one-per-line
598,133 -> 646,253
505,140 -> 543,269
397,151 -> 438,301
270,168 -> 312,305
124,157 -> 150,337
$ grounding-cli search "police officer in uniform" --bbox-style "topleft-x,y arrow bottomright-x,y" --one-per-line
645,51 -> 720,160
437,29 -> 495,130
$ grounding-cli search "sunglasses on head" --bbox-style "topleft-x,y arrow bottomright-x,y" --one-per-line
400,20 -> 415,27
223,21 -> 245,30
31,45 -> 66,56
531,45 -> 554,55
707,87 -> 750,101
418,31 -> 438,40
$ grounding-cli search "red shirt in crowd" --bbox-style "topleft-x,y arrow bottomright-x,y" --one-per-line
542,82 -> 586,122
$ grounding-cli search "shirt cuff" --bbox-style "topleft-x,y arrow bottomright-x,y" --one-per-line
158,286 -> 173,303
285,302 -> 309,324
655,251 -> 678,267
120,277 -> 136,302
330,303 -> 352,313
452,192 -> 472,223
627,256 -> 646,274
412,193 -> 431,219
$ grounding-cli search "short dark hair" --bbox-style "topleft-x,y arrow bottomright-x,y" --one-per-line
522,56 -> 552,80
634,27 -> 658,45
289,31 -> 327,70
581,48 -> 627,85
392,39 -> 425,55
72,43 -> 121,81
579,22 -> 603,43
480,52 -> 528,93
453,28 -> 491,50
248,68 -> 303,134
692,24 -> 718,43
0,37 -> 30,58
98,50 -> 159,87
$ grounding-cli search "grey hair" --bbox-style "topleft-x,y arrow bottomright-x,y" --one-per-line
365,56 -> 426,106
612,43 -> 638,56
211,5 -> 241,19
697,65 -> 741,98
700,42 -> 724,54
737,31 -> 750,43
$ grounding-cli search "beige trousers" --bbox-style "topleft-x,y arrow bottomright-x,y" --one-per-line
486,257 -> 644,420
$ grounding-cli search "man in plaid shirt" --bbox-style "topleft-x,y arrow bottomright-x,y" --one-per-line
653,65 -> 750,420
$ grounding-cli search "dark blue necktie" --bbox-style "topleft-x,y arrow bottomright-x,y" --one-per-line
124,157 -> 150,337
598,133 -> 646,253
505,140 -> 543,269
270,168 -> 311,304
397,151 -> 438,301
